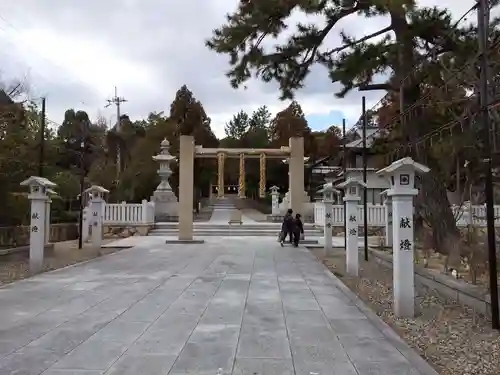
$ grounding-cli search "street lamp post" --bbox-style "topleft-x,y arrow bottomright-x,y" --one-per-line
78,141 -> 86,249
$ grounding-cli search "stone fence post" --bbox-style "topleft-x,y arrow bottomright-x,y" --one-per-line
141,199 -> 149,224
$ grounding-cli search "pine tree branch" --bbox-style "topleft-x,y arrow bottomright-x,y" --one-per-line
324,25 -> 393,56
299,6 -> 362,67
359,83 -> 393,91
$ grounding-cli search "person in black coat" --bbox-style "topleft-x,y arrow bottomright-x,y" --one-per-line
280,209 -> 294,246
292,213 -> 304,247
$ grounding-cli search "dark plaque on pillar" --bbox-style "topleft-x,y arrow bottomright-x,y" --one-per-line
400,174 -> 410,185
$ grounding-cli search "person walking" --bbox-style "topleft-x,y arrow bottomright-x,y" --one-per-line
280,209 -> 294,246
292,213 -> 304,247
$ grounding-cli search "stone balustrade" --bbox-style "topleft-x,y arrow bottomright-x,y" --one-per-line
313,201 -> 500,227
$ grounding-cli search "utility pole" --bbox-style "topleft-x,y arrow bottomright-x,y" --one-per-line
478,0 -> 499,329
38,97 -> 46,177
106,86 -> 127,178
343,119 -> 347,250
78,140 -> 85,250
361,96 -> 369,261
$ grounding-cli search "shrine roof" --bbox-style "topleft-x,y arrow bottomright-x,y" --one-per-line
345,128 -> 384,149
84,185 -> 110,194
336,177 -> 367,189
377,157 -> 430,175
20,176 -> 57,188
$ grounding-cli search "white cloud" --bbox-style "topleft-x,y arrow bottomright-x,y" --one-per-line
0,0 -> 481,137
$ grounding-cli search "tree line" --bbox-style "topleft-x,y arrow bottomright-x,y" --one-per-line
0,84 -> 342,226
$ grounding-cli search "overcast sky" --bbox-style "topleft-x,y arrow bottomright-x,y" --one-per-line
0,0 -> 480,137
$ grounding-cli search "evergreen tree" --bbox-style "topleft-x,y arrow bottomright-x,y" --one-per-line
206,0 -> 480,251
249,105 -> 271,130
170,85 -> 205,136
168,85 -> 219,201
225,110 -> 249,139
269,101 -> 314,152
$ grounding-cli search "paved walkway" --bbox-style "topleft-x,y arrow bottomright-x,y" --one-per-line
0,238 -> 436,375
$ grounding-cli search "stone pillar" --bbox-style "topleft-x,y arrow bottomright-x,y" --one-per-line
289,137 -> 304,215
82,207 -> 90,242
239,153 -> 246,198
377,157 -> 430,317
20,176 -> 57,274
259,153 -> 266,198
90,198 -> 103,248
179,135 -> 194,240
337,178 -> 366,276
217,151 -> 225,199
382,190 -> 393,247
464,201 -> 473,226
30,197 -> 47,273
84,186 -> 108,248
321,183 -> 336,257
270,186 -> 280,215
44,196 -> 51,244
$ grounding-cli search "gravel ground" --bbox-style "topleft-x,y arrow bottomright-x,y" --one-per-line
309,248 -> 500,375
0,239 -> 125,286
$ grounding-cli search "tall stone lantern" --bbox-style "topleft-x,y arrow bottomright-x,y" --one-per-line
152,138 -> 178,221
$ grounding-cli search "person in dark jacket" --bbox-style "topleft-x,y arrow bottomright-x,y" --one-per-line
292,213 -> 304,247
280,209 -> 294,246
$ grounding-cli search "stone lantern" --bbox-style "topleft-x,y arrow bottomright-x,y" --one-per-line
152,138 -> 178,221
337,178 -> 367,276
84,185 -> 109,249
20,176 -> 57,274
377,157 -> 430,317
269,185 -> 280,215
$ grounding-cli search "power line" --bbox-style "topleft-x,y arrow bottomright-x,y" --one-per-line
387,36 -> 500,158
355,5 -> 500,160
351,2 -> 483,134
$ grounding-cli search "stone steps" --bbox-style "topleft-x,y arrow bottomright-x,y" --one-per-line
154,222 -> 320,230
148,228 -> 322,237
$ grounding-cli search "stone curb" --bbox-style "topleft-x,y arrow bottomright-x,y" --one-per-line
320,264 -> 439,375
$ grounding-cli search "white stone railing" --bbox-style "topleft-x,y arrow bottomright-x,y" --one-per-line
102,200 -> 155,225
314,202 -> 500,227
451,204 -> 500,227
314,203 -> 386,226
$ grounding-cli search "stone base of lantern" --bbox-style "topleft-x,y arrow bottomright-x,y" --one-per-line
152,191 -> 178,221
278,191 -> 312,214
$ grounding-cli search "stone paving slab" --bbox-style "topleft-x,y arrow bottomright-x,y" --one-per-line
0,237 -> 437,375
